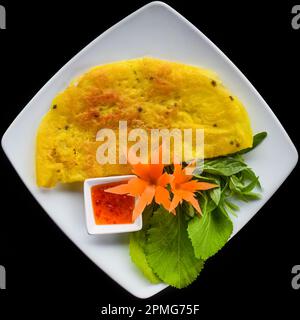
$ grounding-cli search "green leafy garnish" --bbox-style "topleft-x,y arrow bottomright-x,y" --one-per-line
127,132 -> 267,289
188,204 -> 233,260
146,206 -> 204,288
188,133 -> 266,260
202,157 -> 248,176
229,174 -> 261,201
129,205 -> 160,284
237,132 -> 267,155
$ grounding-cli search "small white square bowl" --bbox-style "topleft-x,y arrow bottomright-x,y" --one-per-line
84,175 -> 142,234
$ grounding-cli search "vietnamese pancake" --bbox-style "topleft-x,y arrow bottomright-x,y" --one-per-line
36,57 -> 253,187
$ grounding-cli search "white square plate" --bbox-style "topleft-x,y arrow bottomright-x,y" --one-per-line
1,1 -> 298,298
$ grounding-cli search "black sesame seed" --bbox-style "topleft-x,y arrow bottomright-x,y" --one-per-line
236,143 -> 240,148
137,107 -> 143,112
230,141 -> 234,145
149,76 -> 154,80
64,125 -> 69,130
213,123 -> 218,127
211,80 -> 217,87
52,104 -> 57,109
229,96 -> 234,101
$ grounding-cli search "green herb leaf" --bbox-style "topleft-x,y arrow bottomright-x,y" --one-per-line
241,168 -> 261,189
188,206 -> 233,260
223,198 -> 239,216
203,157 -> 247,176
238,132 -> 267,154
198,192 -> 217,214
209,186 -> 221,205
129,205 -> 161,284
181,201 -> 195,218
193,174 -> 220,184
229,174 -> 261,201
146,206 -> 204,288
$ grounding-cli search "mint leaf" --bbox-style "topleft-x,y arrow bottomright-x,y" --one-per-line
129,205 -> 161,284
188,206 -> 233,260
146,207 -> 204,288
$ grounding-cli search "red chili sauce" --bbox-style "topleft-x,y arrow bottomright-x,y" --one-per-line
91,182 -> 134,225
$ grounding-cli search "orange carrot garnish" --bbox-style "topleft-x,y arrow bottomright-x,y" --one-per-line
169,164 -> 217,214
105,147 -> 173,221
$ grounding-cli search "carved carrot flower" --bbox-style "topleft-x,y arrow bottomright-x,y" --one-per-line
104,149 -> 173,221
169,164 -> 217,214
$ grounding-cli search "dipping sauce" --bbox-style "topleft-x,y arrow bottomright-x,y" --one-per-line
91,182 -> 135,225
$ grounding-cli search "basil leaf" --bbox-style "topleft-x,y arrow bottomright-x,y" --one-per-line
203,157 -> 247,176
238,132 -> 267,155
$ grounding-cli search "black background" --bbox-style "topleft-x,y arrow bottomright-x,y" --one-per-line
0,0 -> 299,318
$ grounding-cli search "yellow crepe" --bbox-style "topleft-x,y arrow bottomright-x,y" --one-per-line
36,57 -> 252,187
